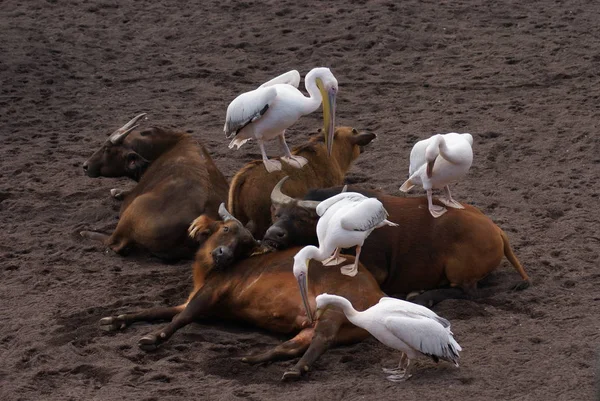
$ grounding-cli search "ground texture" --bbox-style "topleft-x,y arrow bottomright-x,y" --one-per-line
0,0 -> 598,400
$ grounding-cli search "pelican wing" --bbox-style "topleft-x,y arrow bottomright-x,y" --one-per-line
224,86 -> 277,138
378,297 -> 450,328
384,315 -> 461,362
259,70 -> 301,89
340,198 -> 388,232
316,192 -> 367,217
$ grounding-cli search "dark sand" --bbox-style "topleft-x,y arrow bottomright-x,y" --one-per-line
0,0 -> 598,400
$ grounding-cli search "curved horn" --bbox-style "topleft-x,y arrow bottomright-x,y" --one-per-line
270,176 -> 295,206
109,113 -> 147,144
297,199 -> 321,209
341,184 -> 348,193
218,202 -> 242,224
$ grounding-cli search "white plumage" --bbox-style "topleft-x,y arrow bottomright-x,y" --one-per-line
224,68 -> 338,173
400,132 -> 473,218
311,191 -> 397,277
292,191 -> 398,322
315,293 -> 462,382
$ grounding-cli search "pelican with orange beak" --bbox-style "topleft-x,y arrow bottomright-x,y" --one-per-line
224,67 -> 338,173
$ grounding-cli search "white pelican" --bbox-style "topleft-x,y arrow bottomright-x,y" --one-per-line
315,293 -> 462,382
224,68 -> 338,173
399,132 -> 473,218
293,191 -> 398,321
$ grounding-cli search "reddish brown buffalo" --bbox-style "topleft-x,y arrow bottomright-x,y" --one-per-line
228,127 -> 376,239
99,204 -> 384,380
80,114 -> 229,260
263,181 -> 530,305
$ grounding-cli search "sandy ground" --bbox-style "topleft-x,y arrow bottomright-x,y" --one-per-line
0,0 -> 598,400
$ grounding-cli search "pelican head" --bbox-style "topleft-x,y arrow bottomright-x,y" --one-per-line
309,67 -> 338,156
293,247 -> 314,323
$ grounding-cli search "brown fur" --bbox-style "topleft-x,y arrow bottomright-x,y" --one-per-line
227,127 -> 376,239
100,216 -> 384,380
264,186 -> 530,302
81,127 -> 229,260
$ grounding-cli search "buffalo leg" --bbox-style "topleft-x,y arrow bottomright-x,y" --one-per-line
80,231 -> 110,243
80,231 -> 132,255
138,285 -> 217,351
281,310 -> 347,381
99,305 -> 186,331
241,328 -> 314,365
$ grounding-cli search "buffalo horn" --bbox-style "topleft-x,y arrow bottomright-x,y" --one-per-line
218,203 -> 242,224
270,176 -> 294,206
109,113 -> 147,144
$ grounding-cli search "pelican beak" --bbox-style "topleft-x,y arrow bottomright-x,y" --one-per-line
297,270 -> 313,324
316,79 -> 336,156
426,156 -> 437,178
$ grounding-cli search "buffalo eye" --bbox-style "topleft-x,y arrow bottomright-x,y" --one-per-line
222,226 -> 229,233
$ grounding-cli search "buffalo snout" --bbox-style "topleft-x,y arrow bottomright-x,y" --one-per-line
82,160 -> 100,177
263,225 -> 288,249
212,245 -> 234,269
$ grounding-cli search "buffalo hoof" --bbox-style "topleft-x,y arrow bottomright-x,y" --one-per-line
240,355 -> 261,365
99,315 -> 128,332
110,188 -> 126,200
138,333 -> 162,351
281,368 -> 303,382
513,280 -> 530,291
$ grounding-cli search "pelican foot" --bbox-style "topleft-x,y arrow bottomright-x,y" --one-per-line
281,155 -> 308,169
438,197 -> 464,209
382,367 -> 406,375
340,264 -> 358,277
263,159 -> 282,173
429,204 -> 448,218
322,255 -> 347,266
386,373 -> 412,382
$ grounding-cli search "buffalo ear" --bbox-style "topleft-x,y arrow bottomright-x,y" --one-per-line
245,220 -> 257,236
126,152 -> 148,172
350,132 -> 377,146
188,215 -> 217,241
352,128 -> 359,134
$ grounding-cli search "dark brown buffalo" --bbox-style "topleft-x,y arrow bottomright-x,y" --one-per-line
99,204 -> 384,381
80,114 -> 229,260
228,127 -> 376,239
263,181 -> 530,305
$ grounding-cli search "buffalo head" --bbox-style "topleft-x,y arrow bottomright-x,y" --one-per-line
82,113 -> 149,180
189,203 -> 260,270
263,177 -> 320,250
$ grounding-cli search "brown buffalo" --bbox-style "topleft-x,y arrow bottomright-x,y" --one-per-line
80,114 -> 229,260
228,126 -> 376,239
99,204 -> 384,380
263,181 -> 530,305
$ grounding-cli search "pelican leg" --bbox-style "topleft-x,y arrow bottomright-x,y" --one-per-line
427,189 -> 447,218
258,138 -> 282,173
439,186 -> 464,209
386,357 -> 413,382
340,246 -> 361,277
382,352 -> 407,374
278,132 -> 308,169
322,248 -> 347,266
